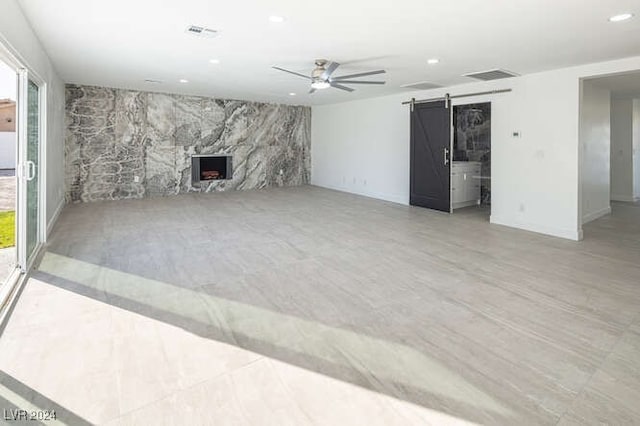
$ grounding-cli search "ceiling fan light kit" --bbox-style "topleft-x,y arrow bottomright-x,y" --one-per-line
311,80 -> 331,90
273,59 -> 386,94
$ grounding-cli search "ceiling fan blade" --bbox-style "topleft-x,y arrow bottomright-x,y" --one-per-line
272,66 -> 310,80
321,61 -> 340,80
309,88 -> 316,94
329,80 -> 386,85
332,70 -> 386,80
330,82 -> 355,92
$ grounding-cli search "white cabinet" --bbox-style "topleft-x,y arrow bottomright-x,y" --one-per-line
451,161 -> 482,209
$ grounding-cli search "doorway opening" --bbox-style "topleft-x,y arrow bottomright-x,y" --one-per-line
0,59 -> 16,286
579,71 -> 640,240
408,98 -> 493,220
452,102 -> 491,220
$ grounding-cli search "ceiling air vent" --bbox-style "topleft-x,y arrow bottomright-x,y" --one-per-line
185,25 -> 219,39
463,69 -> 519,81
400,81 -> 442,91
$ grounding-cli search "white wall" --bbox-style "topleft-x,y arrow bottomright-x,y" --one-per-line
634,99 -> 640,200
580,81 -> 611,224
0,0 -> 66,230
610,98 -> 634,201
313,73 -> 583,240
0,133 -> 16,169
313,56 -> 640,241
312,95 -> 410,204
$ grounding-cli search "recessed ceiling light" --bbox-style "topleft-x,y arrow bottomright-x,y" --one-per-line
609,13 -> 634,22
209,59 -> 220,64
179,79 -> 189,83
269,15 -> 285,23
289,92 -> 296,96
427,58 -> 440,65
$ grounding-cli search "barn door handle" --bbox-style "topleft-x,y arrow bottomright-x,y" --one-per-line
443,148 -> 449,166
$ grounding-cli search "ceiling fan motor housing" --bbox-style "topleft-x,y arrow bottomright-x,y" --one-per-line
312,59 -> 329,80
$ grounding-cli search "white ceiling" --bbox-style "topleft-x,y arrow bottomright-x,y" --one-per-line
17,0 -> 640,106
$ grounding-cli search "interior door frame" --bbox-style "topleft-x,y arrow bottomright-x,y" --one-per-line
449,98 -> 493,219
449,100 -> 454,213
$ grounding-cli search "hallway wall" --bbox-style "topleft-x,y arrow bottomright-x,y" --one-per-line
580,81 -> 611,224
610,98 -> 635,201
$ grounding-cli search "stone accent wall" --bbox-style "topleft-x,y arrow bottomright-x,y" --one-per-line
65,85 -> 311,202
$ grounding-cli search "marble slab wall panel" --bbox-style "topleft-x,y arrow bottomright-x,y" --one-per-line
65,85 -> 311,203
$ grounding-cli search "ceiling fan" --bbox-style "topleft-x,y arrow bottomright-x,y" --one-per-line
272,59 -> 386,94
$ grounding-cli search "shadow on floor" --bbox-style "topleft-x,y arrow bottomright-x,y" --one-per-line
10,187 -> 640,424
0,370 -> 91,426
32,261 -> 513,424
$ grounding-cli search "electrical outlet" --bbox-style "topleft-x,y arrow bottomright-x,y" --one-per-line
279,169 -> 284,176
519,203 -> 525,213
134,176 -> 140,183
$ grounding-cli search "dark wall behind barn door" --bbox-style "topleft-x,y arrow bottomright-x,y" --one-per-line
410,101 -> 451,212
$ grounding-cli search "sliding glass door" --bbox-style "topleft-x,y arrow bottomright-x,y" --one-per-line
25,79 -> 40,260
17,71 -> 44,271
0,43 -> 47,321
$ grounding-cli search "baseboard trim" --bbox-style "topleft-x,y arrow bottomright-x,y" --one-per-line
490,216 -> 583,241
582,206 -> 612,225
46,198 -> 66,239
310,182 -> 409,205
611,194 -> 636,202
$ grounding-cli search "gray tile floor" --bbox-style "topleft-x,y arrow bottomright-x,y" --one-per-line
0,185 -> 638,425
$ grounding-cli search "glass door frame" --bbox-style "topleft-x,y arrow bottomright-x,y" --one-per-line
0,43 -> 23,319
16,68 -> 46,272
0,38 -> 48,324
0,38 -> 47,277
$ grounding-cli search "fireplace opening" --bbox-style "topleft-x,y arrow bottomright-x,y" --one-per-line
191,155 -> 232,184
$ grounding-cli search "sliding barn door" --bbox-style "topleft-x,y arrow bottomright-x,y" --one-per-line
410,101 -> 451,212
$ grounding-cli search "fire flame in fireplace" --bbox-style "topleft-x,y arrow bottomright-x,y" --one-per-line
201,170 -> 221,180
